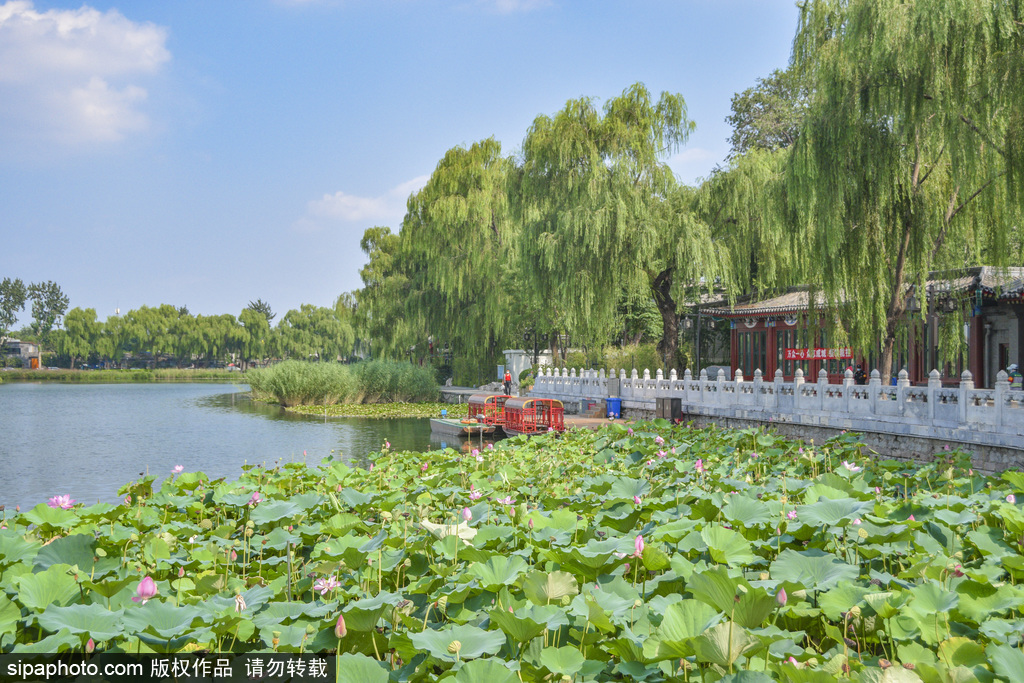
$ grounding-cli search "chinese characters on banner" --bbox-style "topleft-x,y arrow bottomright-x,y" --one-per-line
783,347 -> 853,361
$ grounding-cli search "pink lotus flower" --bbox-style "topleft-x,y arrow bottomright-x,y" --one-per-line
633,495 -> 642,505
420,463 -> 429,472
249,492 -> 263,506
496,495 -> 516,505
777,588 -> 787,605
908,515 -> 916,521
787,510 -> 798,520
471,448 -> 480,458
171,465 -> 184,475
694,459 -> 705,473
1008,494 -> 1017,505
47,494 -> 76,510
469,490 -> 483,501
131,576 -> 158,604
384,441 -> 390,450
654,436 -> 664,446
462,507 -> 473,522
657,450 -> 667,459
633,535 -> 645,558
852,518 -> 861,525
841,461 -> 862,473
313,576 -> 341,596
486,443 -> 494,450
627,428 -> 633,436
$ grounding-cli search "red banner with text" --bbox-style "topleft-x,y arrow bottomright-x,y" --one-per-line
783,347 -> 853,361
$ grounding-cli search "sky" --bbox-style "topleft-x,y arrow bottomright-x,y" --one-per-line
0,0 -> 802,328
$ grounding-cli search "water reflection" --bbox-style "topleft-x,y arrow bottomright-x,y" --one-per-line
0,382 -> 474,511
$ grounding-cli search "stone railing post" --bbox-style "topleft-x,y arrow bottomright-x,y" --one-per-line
735,368 -> 744,383
959,370 -> 974,424
995,370 -> 1009,427
927,369 -> 941,420
793,368 -> 804,412
631,368 -> 639,380
897,369 -> 910,415
843,367 -> 854,413
716,368 -> 727,408
773,368 -> 783,412
643,368 -> 651,381
869,369 -> 881,415
753,369 -> 763,409
683,368 -> 692,404
817,368 -> 828,411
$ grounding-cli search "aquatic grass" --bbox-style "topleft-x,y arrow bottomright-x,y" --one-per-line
1,423 -> 1023,680
247,360 -> 437,408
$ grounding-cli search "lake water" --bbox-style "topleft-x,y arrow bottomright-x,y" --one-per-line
0,382 -> 452,511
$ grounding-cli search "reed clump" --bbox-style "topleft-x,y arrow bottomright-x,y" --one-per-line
247,360 -> 437,407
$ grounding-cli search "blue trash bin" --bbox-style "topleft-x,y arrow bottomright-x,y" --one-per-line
606,397 -> 621,419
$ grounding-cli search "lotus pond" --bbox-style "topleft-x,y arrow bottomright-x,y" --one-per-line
2,421 -> 1024,682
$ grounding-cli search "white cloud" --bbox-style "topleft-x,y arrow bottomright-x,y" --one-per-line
298,175 -> 430,231
484,0 -> 551,13
0,1 -> 169,146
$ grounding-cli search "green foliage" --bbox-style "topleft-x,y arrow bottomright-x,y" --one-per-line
785,0 -> 1024,379
0,276 -> 27,342
601,343 -> 663,374
2,424 -> 1022,678
246,360 -> 437,407
726,67 -> 808,158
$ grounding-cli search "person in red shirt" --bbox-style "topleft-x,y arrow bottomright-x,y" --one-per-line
504,370 -> 513,395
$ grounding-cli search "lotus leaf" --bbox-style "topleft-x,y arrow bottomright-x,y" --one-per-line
538,646 -> 586,675
37,603 -> 124,641
691,621 -> 759,667
701,524 -> 755,566
327,653 -> 387,683
651,599 -> 721,659
989,643 -> 1024,681
770,549 -> 859,593
721,496 -> 772,527
857,667 -> 924,682
13,565 -> 81,611
523,570 -> 578,606
798,497 -> 872,527
468,555 -> 528,590
409,623 -> 506,661
453,658 -> 518,683
11,628 -> 81,653
121,601 -> 204,639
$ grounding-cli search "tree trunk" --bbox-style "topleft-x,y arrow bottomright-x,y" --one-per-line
652,268 -> 678,370
880,218 -> 914,385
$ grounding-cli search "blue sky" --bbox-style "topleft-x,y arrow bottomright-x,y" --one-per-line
0,0 -> 801,327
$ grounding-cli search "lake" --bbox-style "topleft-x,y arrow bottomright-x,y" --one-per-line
0,382 -> 454,512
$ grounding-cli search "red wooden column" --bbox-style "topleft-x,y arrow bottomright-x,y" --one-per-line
969,315 -> 985,388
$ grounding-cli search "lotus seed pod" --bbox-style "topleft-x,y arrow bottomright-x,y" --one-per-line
849,605 -> 861,617
245,520 -> 255,528
560,594 -> 572,606
633,599 -> 643,608
199,519 -> 213,530
858,528 -> 869,539
447,640 -> 462,654
245,528 -> 254,538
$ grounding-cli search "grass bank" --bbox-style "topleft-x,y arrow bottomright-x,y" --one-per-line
247,359 -> 437,407
286,401 -> 469,419
0,368 -> 242,383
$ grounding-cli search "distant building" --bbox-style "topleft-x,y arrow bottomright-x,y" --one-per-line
3,339 -> 41,368
706,266 -> 1023,389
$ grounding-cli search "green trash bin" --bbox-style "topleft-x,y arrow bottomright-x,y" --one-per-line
606,397 -> 621,419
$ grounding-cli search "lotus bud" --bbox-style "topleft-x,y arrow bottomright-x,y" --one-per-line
634,535 -> 645,558
178,566 -> 185,578
461,507 -> 472,522
334,614 -> 346,639
777,588 -> 787,606
528,518 -> 534,530
633,599 -> 642,608
85,638 -> 95,653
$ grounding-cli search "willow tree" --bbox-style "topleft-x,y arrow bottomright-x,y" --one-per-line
788,0 -> 1024,381
517,83 -> 723,367
356,226 -> 418,361
397,138 -> 517,376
